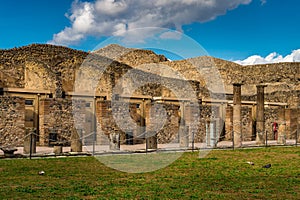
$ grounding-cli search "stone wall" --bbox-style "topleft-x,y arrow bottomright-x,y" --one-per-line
223,105 -> 298,142
264,107 -> 280,140
39,98 -> 86,146
225,106 -> 233,140
116,67 -> 200,99
285,108 -> 298,139
213,57 -> 300,91
146,103 -> 180,144
165,56 -> 299,105
241,107 -> 253,141
0,44 -> 88,90
0,96 -> 25,147
93,44 -> 168,66
200,105 -> 221,143
0,44 -> 299,147
263,107 -> 298,141
185,104 -> 221,143
96,100 -> 140,144
1,44 -> 299,105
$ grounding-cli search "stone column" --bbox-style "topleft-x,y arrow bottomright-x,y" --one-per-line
71,129 -> 83,152
219,103 -> 225,141
256,85 -> 266,145
251,104 -> 257,140
233,84 -> 242,148
206,119 -> 217,148
277,107 -> 286,144
225,105 -> 233,140
179,102 -> 189,147
140,99 -> 147,138
145,103 -> 158,150
179,126 -> 189,147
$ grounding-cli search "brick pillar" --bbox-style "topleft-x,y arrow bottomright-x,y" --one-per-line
251,105 -> 257,141
233,84 -> 242,147
145,103 -> 158,150
39,99 -> 50,146
225,105 -> 233,140
256,85 -> 266,145
206,119 -> 217,148
179,102 -> 189,147
277,107 -> 286,144
185,102 -> 200,143
71,128 -> 82,152
179,126 -> 189,147
285,108 -> 298,139
219,103 -> 226,141
140,99 -> 147,139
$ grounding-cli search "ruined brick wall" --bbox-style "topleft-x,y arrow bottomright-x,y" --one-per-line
39,98 -> 86,146
255,107 -> 297,140
146,103 -> 180,144
96,100 -> 139,144
264,107 -> 280,140
93,44 -> 168,66
199,105 -> 220,143
117,49 -> 168,66
184,102 -> 201,142
285,108 -> 298,139
184,104 -> 221,143
225,106 -> 233,140
225,105 -> 280,142
235,91 -> 300,108
0,44 -> 88,90
224,105 -> 296,142
165,56 -> 299,106
117,67 -> 200,99
0,96 -> 25,147
25,60 -> 56,91
213,58 -> 300,89
241,107 -> 253,141
2,44 -> 299,105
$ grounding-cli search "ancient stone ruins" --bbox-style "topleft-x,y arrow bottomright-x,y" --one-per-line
0,44 -> 299,154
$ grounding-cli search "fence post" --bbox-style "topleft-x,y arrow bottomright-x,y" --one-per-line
93,131 -> 96,156
192,130 -> 195,152
232,129 -> 235,150
29,132 -> 33,159
265,130 -> 268,147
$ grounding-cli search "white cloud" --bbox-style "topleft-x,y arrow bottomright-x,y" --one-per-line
260,0 -> 267,5
234,49 -> 300,65
159,31 -> 182,40
49,0 -> 252,45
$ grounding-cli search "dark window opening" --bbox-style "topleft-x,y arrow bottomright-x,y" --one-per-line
25,100 -> 34,106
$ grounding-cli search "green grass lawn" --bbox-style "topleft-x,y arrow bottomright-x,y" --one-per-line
0,147 -> 299,199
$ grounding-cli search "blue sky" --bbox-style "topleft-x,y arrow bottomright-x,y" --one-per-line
1,0 -> 300,64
